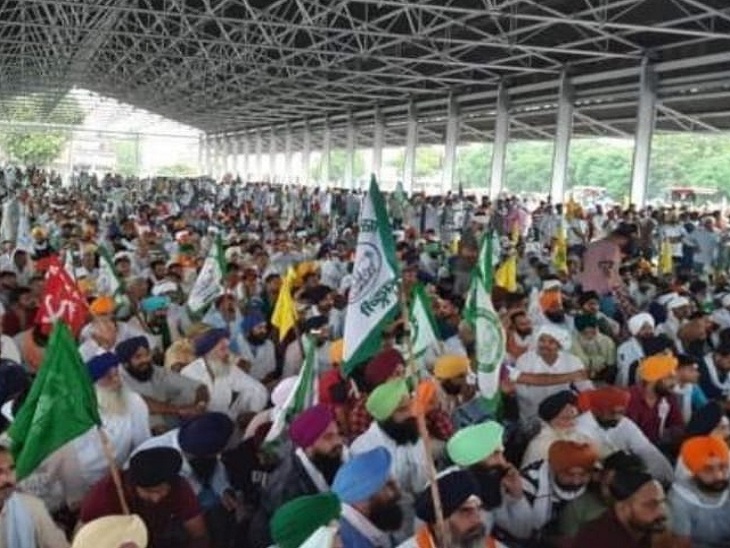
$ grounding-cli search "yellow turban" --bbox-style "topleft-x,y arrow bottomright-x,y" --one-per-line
329,339 -> 344,366
434,355 -> 470,380
639,355 -> 678,383
89,296 -> 115,316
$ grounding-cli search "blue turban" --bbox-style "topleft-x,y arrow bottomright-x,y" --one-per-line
177,412 -> 234,456
141,295 -> 170,314
333,447 -> 392,504
88,352 -> 120,382
115,336 -> 149,364
241,311 -> 266,334
194,328 -> 229,357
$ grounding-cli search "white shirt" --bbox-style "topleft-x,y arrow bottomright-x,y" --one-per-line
513,350 -> 592,423
181,358 -> 268,420
236,338 -> 277,382
574,412 -> 673,483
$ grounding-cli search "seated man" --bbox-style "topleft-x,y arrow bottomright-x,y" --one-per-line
80,447 -> 209,547
116,336 -> 209,434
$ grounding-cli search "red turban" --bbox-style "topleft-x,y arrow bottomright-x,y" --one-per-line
578,387 -> 631,414
364,348 -> 405,388
548,441 -> 599,474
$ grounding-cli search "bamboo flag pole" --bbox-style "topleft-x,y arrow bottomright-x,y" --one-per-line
401,281 -> 450,546
96,427 -> 130,515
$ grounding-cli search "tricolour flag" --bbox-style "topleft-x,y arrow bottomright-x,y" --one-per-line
409,283 -> 439,359
34,256 -> 89,337
96,245 -> 123,299
463,232 -> 506,412
9,322 -> 101,480
271,268 -> 298,342
342,176 -> 400,375
187,235 -> 225,315
265,335 -> 318,443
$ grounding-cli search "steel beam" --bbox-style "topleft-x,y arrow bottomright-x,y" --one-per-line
345,112 -> 356,189
630,60 -> 657,208
372,105 -> 385,183
403,100 -> 418,194
441,92 -> 459,194
302,121 -> 311,185
489,83 -> 510,199
269,127 -> 277,183
322,120 -> 331,186
550,72 -> 574,203
284,123 -> 293,184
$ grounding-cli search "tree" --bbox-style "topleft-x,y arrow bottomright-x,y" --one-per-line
310,148 -> 365,183
156,164 -> 197,177
386,146 -> 444,179
0,94 -> 85,166
114,139 -> 139,177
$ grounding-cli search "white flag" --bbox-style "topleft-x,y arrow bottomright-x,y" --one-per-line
187,235 -> 224,314
342,176 -> 400,375
410,283 -> 439,359
16,204 -> 33,252
96,247 -> 123,297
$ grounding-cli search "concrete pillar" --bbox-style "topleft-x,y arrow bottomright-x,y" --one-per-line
403,99 -> 418,194
441,93 -> 459,194
322,120 -> 331,186
224,136 -> 234,174
255,130 -> 263,180
489,83 -> 510,199
345,113 -> 356,189
630,59 -> 657,208
302,122 -> 311,184
372,105 -> 385,183
550,71 -> 574,203
198,134 -> 205,175
269,128 -> 277,183
241,134 -> 250,181
284,123 -> 293,184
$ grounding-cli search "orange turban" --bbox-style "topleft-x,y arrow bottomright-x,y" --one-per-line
639,355 -> 678,383
578,387 -> 631,414
680,435 -> 730,475
539,289 -> 562,312
329,339 -> 344,366
89,296 -> 115,316
548,441 -> 599,474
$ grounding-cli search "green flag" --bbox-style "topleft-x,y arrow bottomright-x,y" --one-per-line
342,176 -> 400,375
265,335 -> 318,444
409,283 -> 439,359
9,322 -> 101,480
463,232 -> 506,413
187,235 -> 225,315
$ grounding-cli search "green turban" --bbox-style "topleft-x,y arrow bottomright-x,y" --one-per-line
366,378 -> 409,422
447,421 -> 505,467
270,493 -> 341,548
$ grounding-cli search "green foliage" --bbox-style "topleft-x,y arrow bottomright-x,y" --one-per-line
310,148 -> 365,182
456,143 -> 492,188
0,94 -> 85,166
385,146 -> 444,178
156,163 -> 197,177
114,139 -> 139,176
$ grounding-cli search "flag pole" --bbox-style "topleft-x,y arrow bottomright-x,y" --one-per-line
96,427 -> 130,515
402,286 -> 450,545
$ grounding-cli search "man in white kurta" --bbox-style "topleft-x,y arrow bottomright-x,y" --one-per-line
181,328 -> 268,425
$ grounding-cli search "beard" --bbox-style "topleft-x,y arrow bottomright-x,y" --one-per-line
441,381 -> 462,396
695,478 -> 730,494
628,515 -> 667,535
379,417 -> 420,446
247,333 -> 268,347
470,466 -> 507,510
515,327 -> 533,338
654,383 -> 674,398
310,451 -> 343,485
189,456 -> 218,485
95,385 -> 129,416
207,357 -> 230,378
125,363 -> 154,382
451,523 -> 487,548
369,498 -> 404,532
544,310 -> 566,324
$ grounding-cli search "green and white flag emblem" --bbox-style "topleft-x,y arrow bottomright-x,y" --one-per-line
187,235 -> 225,315
409,283 -> 439,360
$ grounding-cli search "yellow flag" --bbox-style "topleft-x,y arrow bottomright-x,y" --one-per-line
659,239 -> 673,276
553,225 -> 568,274
495,255 -> 518,292
271,268 -> 298,341
510,221 -> 520,244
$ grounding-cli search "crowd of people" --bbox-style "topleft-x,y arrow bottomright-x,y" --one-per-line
0,167 -> 728,547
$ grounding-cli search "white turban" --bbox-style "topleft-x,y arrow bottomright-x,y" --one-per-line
536,324 -> 571,350
667,296 -> 690,310
721,294 -> 730,309
628,313 -> 655,336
